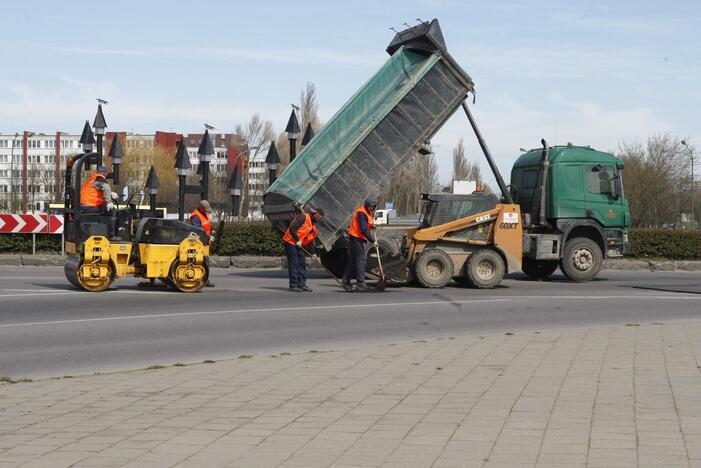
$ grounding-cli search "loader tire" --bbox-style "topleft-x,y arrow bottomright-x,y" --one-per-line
560,237 -> 602,282
522,258 -> 559,280
414,249 -> 453,289
466,249 -> 505,289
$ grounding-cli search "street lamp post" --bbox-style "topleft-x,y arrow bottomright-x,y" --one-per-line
265,141 -> 281,187
198,129 -> 214,200
79,121 -> 95,171
174,140 -> 191,221
228,166 -> 243,217
681,140 -> 695,229
107,134 -> 124,185
93,103 -> 107,167
301,122 -> 315,148
285,108 -> 300,163
145,165 -> 160,214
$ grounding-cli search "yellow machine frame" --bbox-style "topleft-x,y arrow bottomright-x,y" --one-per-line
67,234 -> 210,293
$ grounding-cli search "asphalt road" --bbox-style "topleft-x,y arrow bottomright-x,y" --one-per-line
1,266 -> 700,379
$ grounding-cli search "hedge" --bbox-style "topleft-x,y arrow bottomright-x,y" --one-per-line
0,233 -> 61,253
216,222 -> 283,256
1,225 -> 699,260
628,229 -> 701,260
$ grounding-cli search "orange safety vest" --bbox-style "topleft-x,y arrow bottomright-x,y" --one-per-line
190,209 -> 212,237
348,205 -> 374,241
80,173 -> 106,207
283,213 -> 317,246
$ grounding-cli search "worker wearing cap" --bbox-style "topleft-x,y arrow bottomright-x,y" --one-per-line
80,165 -> 118,213
190,200 -> 212,238
282,207 -> 325,292
342,198 -> 378,292
190,200 -> 216,288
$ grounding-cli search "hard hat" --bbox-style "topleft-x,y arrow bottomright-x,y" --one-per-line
97,165 -> 108,174
365,197 -> 378,207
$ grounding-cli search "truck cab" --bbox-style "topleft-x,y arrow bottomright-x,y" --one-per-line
510,144 -> 630,280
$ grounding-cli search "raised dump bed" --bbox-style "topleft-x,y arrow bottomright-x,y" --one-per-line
263,19 -> 474,250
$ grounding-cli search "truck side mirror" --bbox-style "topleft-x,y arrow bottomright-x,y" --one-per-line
612,174 -> 622,199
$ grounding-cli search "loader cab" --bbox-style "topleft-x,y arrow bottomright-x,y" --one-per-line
510,145 -> 629,230
419,192 -> 498,228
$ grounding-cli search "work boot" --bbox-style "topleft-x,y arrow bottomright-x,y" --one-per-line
301,285 -> 313,292
341,282 -> 353,292
355,284 -> 369,292
289,287 -> 302,292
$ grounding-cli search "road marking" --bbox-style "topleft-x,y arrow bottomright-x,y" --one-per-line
0,299 -> 511,328
0,292 -> 82,298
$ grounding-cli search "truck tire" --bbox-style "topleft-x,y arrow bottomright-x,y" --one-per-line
522,258 -> 559,280
465,249 -> 505,289
414,248 -> 453,288
560,237 -> 602,282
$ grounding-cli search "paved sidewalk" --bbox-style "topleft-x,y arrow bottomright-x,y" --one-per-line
2,321 -> 701,468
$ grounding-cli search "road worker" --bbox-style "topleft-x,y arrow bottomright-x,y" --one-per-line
282,207 -> 325,292
342,198 -> 378,292
190,199 -> 214,287
80,165 -> 118,213
190,200 -> 212,238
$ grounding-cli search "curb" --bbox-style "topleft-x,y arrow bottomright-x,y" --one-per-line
1,254 -> 700,271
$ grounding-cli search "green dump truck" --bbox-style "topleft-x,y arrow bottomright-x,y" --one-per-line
510,141 -> 630,281
264,19 -> 630,284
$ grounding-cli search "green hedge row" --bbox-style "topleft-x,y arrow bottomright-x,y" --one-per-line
0,233 -> 62,253
217,222 -> 283,256
1,225 -> 700,260
628,229 -> 701,260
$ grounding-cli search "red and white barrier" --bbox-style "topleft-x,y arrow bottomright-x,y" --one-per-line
0,214 -> 64,234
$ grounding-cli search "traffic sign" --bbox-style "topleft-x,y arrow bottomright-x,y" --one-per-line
0,214 -> 64,234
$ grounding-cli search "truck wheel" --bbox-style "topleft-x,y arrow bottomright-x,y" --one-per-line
560,237 -> 602,282
414,249 -> 453,288
522,258 -> 559,280
466,249 -> 505,289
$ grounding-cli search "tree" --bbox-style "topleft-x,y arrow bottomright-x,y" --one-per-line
116,143 -> 180,211
234,114 -> 275,217
300,81 -> 320,133
452,138 -> 469,182
277,81 -> 323,172
617,134 -> 692,228
383,151 -> 438,216
452,138 -> 486,190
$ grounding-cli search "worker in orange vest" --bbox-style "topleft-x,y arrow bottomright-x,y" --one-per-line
342,198 -> 378,292
80,165 -> 118,213
282,207 -> 325,292
190,200 -> 212,238
190,199 -> 214,288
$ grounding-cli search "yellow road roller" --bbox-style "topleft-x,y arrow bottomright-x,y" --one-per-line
63,152 -> 210,292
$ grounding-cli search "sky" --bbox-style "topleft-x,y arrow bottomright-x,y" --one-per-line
1,0 -> 699,186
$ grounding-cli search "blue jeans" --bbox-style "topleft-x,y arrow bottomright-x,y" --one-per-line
284,243 -> 307,289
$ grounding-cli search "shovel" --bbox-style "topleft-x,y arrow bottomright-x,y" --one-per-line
374,237 -> 387,292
